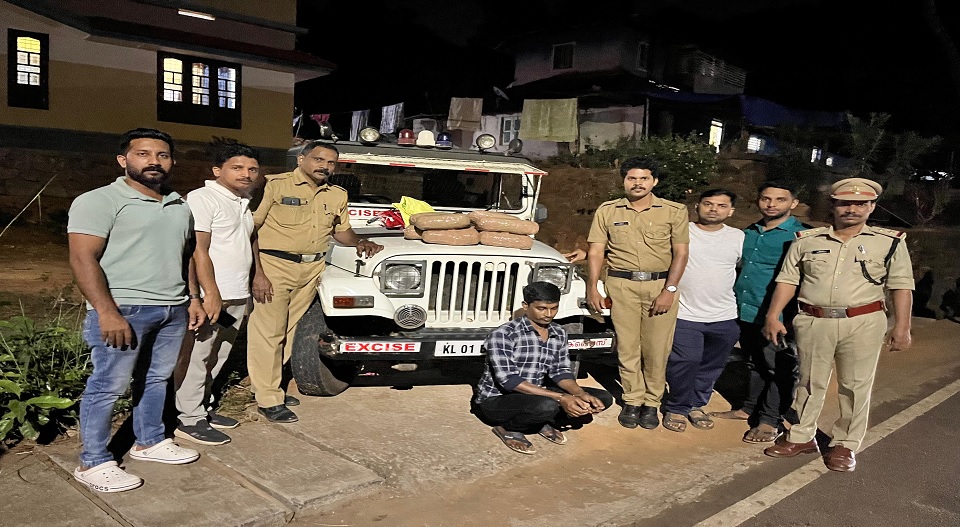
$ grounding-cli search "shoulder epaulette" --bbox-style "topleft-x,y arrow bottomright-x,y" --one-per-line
660,198 -> 686,210
598,198 -> 621,208
795,227 -> 828,239
328,184 -> 348,195
265,172 -> 293,181
870,226 -> 907,239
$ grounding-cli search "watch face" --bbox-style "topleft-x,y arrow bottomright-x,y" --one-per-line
666,286 -> 678,292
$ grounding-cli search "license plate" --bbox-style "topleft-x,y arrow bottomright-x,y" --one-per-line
340,341 -> 421,353
568,337 -> 613,350
433,340 -> 484,357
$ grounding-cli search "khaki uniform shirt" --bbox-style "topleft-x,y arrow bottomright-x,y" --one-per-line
252,168 -> 351,254
587,195 -> 689,272
775,224 -> 915,307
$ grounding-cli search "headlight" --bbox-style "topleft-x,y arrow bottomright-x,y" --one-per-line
380,261 -> 426,296
530,263 -> 573,294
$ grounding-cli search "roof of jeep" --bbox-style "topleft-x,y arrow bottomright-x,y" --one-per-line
286,140 -> 546,174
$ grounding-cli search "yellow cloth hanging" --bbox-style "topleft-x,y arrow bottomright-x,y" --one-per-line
392,196 -> 435,225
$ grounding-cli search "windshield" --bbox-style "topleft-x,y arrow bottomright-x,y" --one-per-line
329,165 -> 525,210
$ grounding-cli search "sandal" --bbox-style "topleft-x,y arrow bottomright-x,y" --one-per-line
688,409 -> 715,430
492,426 -> 536,454
662,412 -> 687,433
538,424 -> 567,445
743,424 -> 782,444
708,409 -> 749,420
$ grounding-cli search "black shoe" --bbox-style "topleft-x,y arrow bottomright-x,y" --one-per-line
638,406 -> 660,429
284,395 -> 300,407
207,411 -> 240,430
174,422 -> 231,445
618,404 -> 642,429
258,405 -> 298,423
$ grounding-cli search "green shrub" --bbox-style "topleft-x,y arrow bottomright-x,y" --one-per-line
0,312 -> 90,443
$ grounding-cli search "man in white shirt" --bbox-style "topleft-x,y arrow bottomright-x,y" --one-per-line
174,141 -> 261,445
661,189 -> 744,432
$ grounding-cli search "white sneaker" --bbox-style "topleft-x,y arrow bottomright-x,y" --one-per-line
73,461 -> 143,493
128,438 -> 200,465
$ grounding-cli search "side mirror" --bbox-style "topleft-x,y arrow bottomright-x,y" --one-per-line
534,204 -> 548,223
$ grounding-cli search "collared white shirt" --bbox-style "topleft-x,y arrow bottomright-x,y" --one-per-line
186,180 -> 253,300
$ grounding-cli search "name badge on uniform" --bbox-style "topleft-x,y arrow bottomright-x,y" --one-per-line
613,221 -> 630,226
281,197 -> 301,206
810,249 -> 830,254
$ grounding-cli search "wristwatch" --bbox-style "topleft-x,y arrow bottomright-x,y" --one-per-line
665,285 -> 678,293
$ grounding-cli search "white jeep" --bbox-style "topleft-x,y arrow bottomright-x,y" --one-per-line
285,137 -> 615,396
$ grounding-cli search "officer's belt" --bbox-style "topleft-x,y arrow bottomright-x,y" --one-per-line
261,249 -> 326,263
607,270 -> 668,281
798,300 -> 884,319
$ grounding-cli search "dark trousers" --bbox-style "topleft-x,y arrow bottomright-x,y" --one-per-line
663,319 -> 740,415
476,387 -> 613,434
739,320 -> 799,428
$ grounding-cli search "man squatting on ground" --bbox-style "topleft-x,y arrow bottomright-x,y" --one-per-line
173,141 -> 262,446
68,128 -> 205,493
586,157 -> 689,430
762,177 -> 914,472
475,282 -> 613,454
711,182 -> 806,444
661,189 -> 744,433
248,141 -> 383,423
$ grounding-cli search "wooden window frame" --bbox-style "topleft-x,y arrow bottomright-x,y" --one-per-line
7,29 -> 49,110
552,42 -> 575,70
157,52 -> 241,129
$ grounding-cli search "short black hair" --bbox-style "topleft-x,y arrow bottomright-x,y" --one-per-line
619,157 -> 660,179
120,128 -> 174,155
522,281 -> 561,304
758,180 -> 797,198
699,188 -> 737,206
301,141 -> 339,157
212,140 -> 260,167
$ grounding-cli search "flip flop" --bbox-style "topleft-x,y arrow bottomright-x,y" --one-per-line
688,409 -> 715,430
538,424 -> 567,445
662,412 -> 687,433
492,427 -> 536,455
742,426 -> 782,444
709,410 -> 749,420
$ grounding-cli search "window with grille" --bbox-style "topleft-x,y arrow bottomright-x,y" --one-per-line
7,30 -> 48,109
157,52 -> 240,128
499,116 -> 520,145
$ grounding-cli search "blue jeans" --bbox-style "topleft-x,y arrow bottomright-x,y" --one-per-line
79,305 -> 187,468
663,319 -> 740,416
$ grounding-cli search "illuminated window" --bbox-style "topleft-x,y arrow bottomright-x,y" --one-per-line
552,42 -> 574,70
811,148 -> 822,163
746,135 -> 764,153
158,52 -> 240,128
499,115 -> 520,145
708,119 -> 723,152
7,30 -> 48,109
825,156 -> 834,167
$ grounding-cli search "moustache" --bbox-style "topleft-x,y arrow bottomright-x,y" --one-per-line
143,165 -> 168,175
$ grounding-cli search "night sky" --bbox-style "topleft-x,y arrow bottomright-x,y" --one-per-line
295,0 -> 960,138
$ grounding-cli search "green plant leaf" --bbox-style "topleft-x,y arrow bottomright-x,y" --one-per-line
19,420 -> 39,441
25,396 -> 75,409
6,399 -> 26,422
0,417 -> 13,439
0,378 -> 23,395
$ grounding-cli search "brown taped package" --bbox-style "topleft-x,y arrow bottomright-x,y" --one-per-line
421,227 -> 481,245
479,231 -> 534,250
410,212 -> 472,230
403,225 -> 423,240
472,216 -> 539,235
467,210 -> 516,223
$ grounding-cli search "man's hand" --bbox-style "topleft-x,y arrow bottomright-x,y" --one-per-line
99,310 -> 133,349
575,392 -> 605,413
356,239 -> 384,258
649,290 -> 674,316
586,288 -> 607,314
763,319 -> 788,346
887,326 -> 912,352
563,248 -> 586,263
559,394 -> 592,417
252,271 -> 273,304
202,292 -> 222,324
188,300 -> 207,331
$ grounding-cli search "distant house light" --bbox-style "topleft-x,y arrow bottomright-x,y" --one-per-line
178,9 -> 216,21
708,119 -> 723,152
825,156 -> 834,167
746,135 -> 763,153
811,148 -> 822,163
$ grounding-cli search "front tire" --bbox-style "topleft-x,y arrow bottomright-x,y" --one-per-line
291,300 -> 357,396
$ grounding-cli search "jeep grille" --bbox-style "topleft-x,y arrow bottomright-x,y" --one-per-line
426,259 -> 522,327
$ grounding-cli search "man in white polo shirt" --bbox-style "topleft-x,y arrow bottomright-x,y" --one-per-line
661,189 -> 744,432
174,141 -> 261,445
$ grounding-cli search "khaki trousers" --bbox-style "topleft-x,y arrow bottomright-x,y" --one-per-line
605,277 -> 680,407
787,310 -> 887,451
247,255 -> 326,408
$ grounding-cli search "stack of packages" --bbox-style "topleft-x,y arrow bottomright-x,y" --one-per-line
404,211 -> 538,249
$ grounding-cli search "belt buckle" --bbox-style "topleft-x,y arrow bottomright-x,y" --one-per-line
300,254 -> 317,263
631,271 -> 651,281
823,307 -> 847,319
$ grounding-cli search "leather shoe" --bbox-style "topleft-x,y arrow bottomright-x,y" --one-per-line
764,438 -> 819,458
618,404 -> 642,429
257,405 -> 298,423
284,395 -> 300,407
824,445 -> 856,472
638,405 -> 659,429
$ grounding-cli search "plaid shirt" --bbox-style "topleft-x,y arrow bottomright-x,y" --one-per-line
474,316 -> 576,403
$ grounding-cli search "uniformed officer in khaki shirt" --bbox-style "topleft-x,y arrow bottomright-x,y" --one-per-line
248,142 -> 382,423
762,177 -> 914,472
586,157 -> 690,430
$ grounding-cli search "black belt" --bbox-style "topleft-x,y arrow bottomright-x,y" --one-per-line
261,249 -> 326,263
607,270 -> 668,281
